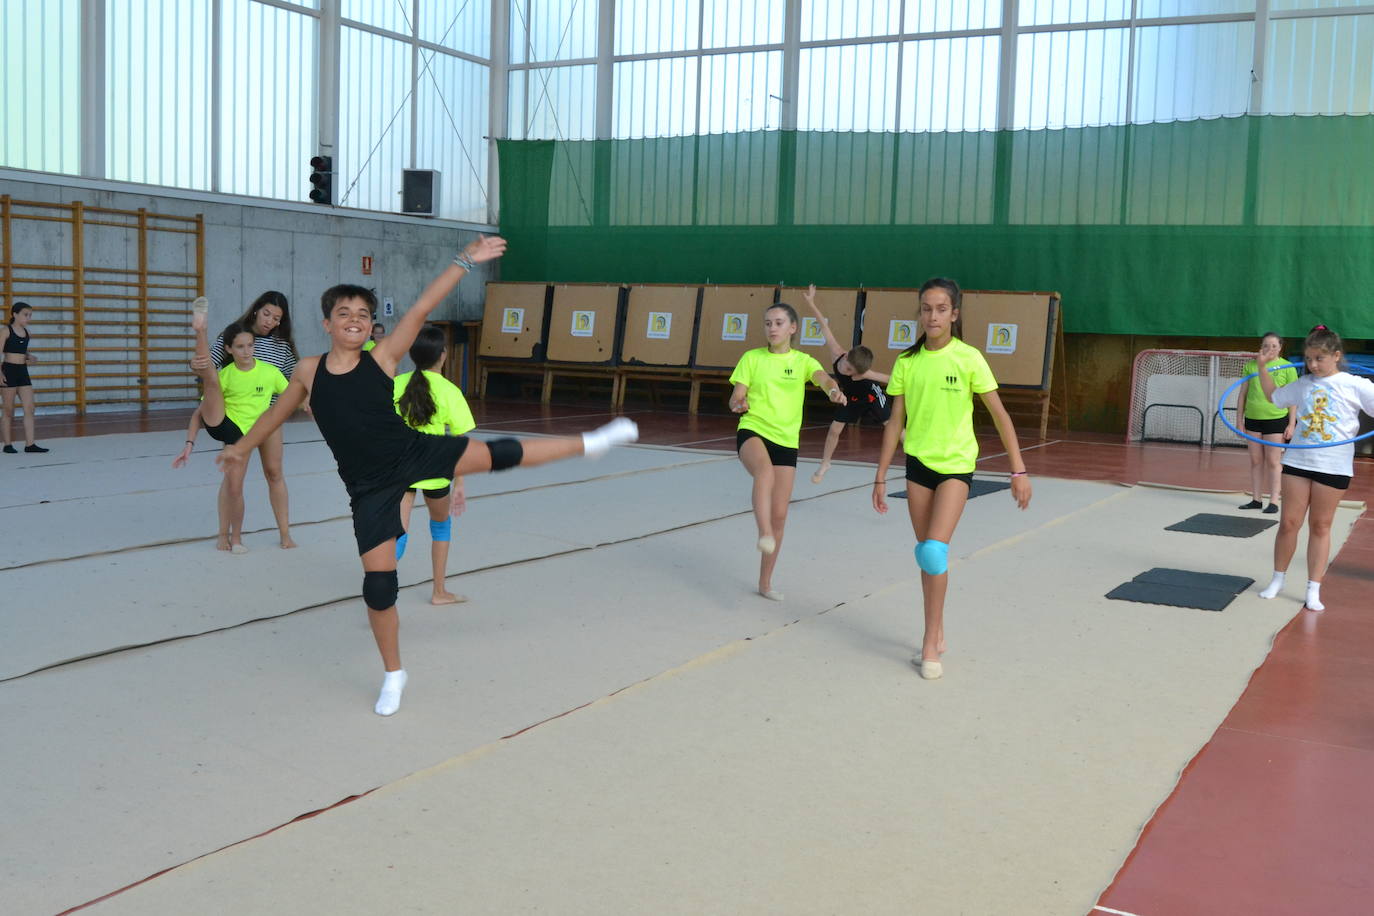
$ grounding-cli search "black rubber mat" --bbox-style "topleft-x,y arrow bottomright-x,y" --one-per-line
1165,512 -> 1277,538
1106,567 -> 1255,612
888,479 -> 1011,500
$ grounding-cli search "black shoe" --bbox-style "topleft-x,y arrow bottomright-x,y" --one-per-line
1,444 -> 15,454
1263,503 -> 1279,514
1238,500 -> 1262,510
24,444 -> 49,453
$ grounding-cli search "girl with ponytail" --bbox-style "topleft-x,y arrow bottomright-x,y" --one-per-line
392,324 -> 477,605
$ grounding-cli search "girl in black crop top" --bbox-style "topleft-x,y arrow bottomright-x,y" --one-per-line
1,301 -> 49,453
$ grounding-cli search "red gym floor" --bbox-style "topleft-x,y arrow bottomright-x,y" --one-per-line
32,400 -> 1374,915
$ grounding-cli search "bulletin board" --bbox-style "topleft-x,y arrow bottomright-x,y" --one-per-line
779,286 -> 859,371
858,289 -> 920,375
546,284 -> 622,364
960,291 -> 1059,388
620,285 -> 700,367
859,288 -> 1059,388
693,285 -> 777,369
478,283 -> 550,360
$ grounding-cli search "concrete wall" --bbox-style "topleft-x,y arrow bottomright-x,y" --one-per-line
0,175 -> 493,366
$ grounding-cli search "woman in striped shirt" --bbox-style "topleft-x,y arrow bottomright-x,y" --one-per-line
175,291 -> 301,548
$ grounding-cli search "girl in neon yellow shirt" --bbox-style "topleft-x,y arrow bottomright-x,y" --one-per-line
175,311 -> 288,553
393,325 -> 476,606
871,278 -> 1032,680
1234,332 -> 1297,513
729,302 -> 846,600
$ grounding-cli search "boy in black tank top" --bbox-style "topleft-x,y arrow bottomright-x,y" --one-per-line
802,285 -> 891,483
217,237 -> 638,716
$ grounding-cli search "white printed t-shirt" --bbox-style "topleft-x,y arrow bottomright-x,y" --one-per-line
1270,371 -> 1374,477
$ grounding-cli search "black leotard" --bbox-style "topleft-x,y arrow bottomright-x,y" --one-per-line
310,350 -> 423,488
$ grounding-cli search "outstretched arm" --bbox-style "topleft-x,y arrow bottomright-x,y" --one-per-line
978,389 -> 1031,510
216,373 -> 309,473
373,236 -> 507,372
812,369 -> 847,405
861,369 -> 891,385
802,284 -> 847,360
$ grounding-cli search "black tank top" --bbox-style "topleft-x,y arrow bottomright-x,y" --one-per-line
3,326 -> 28,354
832,355 -> 873,399
310,349 -> 421,487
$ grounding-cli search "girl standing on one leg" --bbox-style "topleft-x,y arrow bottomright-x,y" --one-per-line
729,302 -> 847,601
176,291 -> 301,548
176,303 -> 288,552
1256,325 -> 1374,611
393,324 -> 476,606
801,284 -> 891,485
871,278 -> 1032,679
1,301 -> 50,454
1235,332 -> 1296,513
217,237 -> 639,716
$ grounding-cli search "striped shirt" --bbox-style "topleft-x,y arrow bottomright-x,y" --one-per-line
212,334 -> 298,379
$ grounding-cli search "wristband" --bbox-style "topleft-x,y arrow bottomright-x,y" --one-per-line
186,440 -> 195,445
1010,471 -> 1027,477
829,388 -> 838,397
454,252 -> 476,271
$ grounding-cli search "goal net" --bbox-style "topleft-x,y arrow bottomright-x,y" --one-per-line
1128,349 -> 1253,447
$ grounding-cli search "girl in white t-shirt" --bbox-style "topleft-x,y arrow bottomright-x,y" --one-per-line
1256,325 -> 1374,610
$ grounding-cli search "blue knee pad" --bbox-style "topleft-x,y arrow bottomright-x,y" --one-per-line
915,539 -> 949,575
429,518 -> 452,542
395,532 -> 408,560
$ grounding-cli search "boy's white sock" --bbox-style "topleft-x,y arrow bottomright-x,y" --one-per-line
1305,580 -> 1324,612
1258,571 -> 1285,599
582,417 -> 639,457
375,669 -> 408,716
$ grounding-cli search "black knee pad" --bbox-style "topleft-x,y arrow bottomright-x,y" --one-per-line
362,570 -> 399,610
487,437 -> 523,471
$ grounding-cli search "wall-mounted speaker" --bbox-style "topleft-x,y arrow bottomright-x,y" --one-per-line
401,169 -> 440,217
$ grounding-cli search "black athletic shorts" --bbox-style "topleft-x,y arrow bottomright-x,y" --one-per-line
205,416 -> 245,445
736,428 -> 798,468
1244,415 -> 1289,436
416,484 -> 451,500
348,433 -> 470,555
833,385 -> 891,426
1282,464 -> 1351,491
1,362 -> 32,388
905,453 -> 973,491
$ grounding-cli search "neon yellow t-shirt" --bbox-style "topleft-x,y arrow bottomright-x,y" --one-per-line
394,369 -> 476,488
886,339 -> 998,474
1242,358 -> 1297,421
363,339 -> 377,351
729,347 -> 825,449
212,360 -> 288,434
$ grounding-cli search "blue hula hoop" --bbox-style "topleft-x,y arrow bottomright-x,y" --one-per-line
1218,361 -> 1374,449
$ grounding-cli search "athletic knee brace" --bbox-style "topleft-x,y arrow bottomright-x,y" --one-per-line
486,437 -> 523,471
429,518 -> 452,542
915,539 -> 949,576
362,569 -> 399,610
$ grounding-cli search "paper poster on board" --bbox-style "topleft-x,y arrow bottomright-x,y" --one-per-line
501,308 -> 525,334
888,319 -> 917,349
722,313 -> 748,342
646,311 -> 672,339
800,317 -> 826,347
571,310 -> 595,338
986,323 -> 1018,354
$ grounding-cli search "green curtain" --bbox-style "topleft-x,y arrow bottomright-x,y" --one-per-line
498,116 -> 1374,337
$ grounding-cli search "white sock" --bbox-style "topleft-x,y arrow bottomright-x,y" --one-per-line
375,668 -> 407,716
582,417 -> 639,457
1306,580 -> 1324,611
1258,571 -> 1285,599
